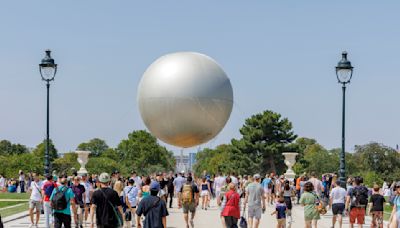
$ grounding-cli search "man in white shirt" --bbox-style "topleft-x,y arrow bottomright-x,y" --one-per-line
130,171 -> 142,188
309,172 -> 324,197
28,174 -> 42,227
213,173 -> 226,205
81,173 -> 93,224
173,172 -> 186,199
330,180 -> 347,228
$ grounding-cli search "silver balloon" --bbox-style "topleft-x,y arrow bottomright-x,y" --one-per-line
137,52 -> 233,148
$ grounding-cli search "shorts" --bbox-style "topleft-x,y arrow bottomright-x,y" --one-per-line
29,200 -> 41,211
200,190 -> 209,197
277,218 -> 286,226
248,205 -> 262,220
349,207 -> 365,224
332,203 -> 345,215
182,202 -> 196,214
215,188 -> 221,198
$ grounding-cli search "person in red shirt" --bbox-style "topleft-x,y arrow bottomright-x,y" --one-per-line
41,174 -> 59,228
221,183 -> 241,228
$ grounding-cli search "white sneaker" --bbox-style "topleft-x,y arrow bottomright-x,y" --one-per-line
29,224 -> 35,228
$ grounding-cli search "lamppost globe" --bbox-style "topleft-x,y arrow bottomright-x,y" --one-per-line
336,51 -> 353,84
39,49 -> 57,81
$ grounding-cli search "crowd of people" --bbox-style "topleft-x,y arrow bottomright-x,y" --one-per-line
0,170 -> 400,228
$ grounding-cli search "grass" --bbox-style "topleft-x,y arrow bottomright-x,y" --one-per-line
383,203 -> 393,221
0,201 -> 24,208
0,192 -> 29,200
0,203 -> 28,218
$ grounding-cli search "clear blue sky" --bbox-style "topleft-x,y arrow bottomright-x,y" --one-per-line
1,1 -> 399,155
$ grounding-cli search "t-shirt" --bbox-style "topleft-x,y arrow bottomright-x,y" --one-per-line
71,184 -> 86,205
330,187 -> 347,204
214,176 -> 226,190
50,185 -> 75,215
173,176 -> 185,192
30,181 -> 43,201
167,177 -> 174,192
246,182 -> 264,207
370,194 -> 385,212
136,195 -> 169,228
124,185 -> 139,207
42,180 -> 59,202
309,178 -> 323,196
275,202 -> 287,219
81,181 -> 93,204
0,177 -> 5,188
262,178 -> 271,189
91,187 -> 122,226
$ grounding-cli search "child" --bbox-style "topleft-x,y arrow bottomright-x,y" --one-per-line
369,184 -> 385,228
271,196 -> 287,228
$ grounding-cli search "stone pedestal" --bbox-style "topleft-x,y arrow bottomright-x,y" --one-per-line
282,152 -> 298,180
76,150 -> 91,176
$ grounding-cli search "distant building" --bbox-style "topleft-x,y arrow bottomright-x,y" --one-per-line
175,152 -> 197,173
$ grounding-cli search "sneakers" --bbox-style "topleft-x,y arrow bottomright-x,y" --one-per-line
29,224 -> 35,228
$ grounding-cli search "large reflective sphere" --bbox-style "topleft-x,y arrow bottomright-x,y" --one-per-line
138,52 -> 233,148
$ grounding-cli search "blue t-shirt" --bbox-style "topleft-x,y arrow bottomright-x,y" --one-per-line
50,185 -> 75,215
262,178 -> 271,189
276,202 -> 287,219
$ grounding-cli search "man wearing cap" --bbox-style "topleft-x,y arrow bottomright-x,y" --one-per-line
244,174 -> 265,228
90,173 -> 123,228
136,181 -> 169,228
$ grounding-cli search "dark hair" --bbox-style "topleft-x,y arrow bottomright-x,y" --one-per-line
202,177 -> 206,182
144,176 -> 151,185
150,190 -> 158,196
128,179 -> 135,184
304,182 -> 314,192
187,176 -> 193,182
278,196 -> 285,203
335,180 -> 341,186
354,176 -> 363,185
226,176 -> 232,184
284,181 -> 290,191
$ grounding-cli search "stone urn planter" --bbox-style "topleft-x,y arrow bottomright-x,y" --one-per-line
282,152 -> 298,180
75,150 -> 91,176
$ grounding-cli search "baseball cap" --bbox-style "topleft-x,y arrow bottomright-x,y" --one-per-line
150,181 -> 160,191
99,173 -> 110,183
253,174 -> 261,179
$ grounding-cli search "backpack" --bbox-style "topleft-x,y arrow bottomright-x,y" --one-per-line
44,182 -> 56,197
181,184 -> 193,204
51,186 -> 68,210
350,186 -> 368,208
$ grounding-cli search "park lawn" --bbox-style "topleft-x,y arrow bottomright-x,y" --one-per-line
0,201 -> 24,208
384,203 -> 393,221
0,192 -> 29,200
0,203 -> 28,218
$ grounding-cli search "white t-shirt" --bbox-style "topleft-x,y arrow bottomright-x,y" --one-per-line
173,176 -> 186,192
330,187 -> 347,204
214,176 -> 226,190
0,177 -> 5,188
309,178 -> 323,195
123,186 -> 139,207
30,181 -> 43,201
81,181 -> 93,204
231,176 -> 239,186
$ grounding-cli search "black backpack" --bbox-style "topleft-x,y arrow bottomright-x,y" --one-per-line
51,186 -> 68,210
350,186 -> 368,208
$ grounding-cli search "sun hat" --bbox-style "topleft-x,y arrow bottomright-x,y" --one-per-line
99,173 -> 110,183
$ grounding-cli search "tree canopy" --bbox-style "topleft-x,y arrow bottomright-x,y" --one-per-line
77,138 -> 109,157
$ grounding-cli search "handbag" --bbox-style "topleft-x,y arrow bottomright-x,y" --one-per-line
312,192 -> 327,215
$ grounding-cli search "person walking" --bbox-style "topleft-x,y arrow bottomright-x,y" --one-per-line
28,174 -> 42,227
243,174 -> 265,228
221,183 -> 241,228
50,176 -> 77,228
166,172 -> 175,208
173,172 -> 186,201
71,176 -> 86,228
80,173 -> 93,225
214,173 -> 226,206
388,181 -> 400,228
271,196 -> 287,228
179,176 -> 199,228
123,178 -> 139,228
299,182 -> 320,228
329,180 -> 346,228
136,181 -> 169,228
345,176 -> 369,228
309,172 -> 324,198
368,184 -> 385,228
200,177 -> 211,210
19,170 -> 25,193
42,174 -> 58,228
282,180 -> 294,223
262,174 -> 272,206
90,172 -> 123,228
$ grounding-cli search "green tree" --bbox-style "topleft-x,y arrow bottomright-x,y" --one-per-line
52,153 -> 80,176
116,130 -> 176,175
86,157 -> 122,175
77,138 -> 109,157
236,110 -> 297,174
0,153 -> 42,178
32,140 -> 59,171
0,140 -> 29,155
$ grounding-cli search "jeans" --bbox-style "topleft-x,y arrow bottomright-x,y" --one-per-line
167,191 -> 174,208
54,212 -> 71,228
43,201 -> 53,228
19,181 -> 25,193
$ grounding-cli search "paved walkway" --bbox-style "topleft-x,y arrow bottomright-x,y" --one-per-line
4,199 -> 387,227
